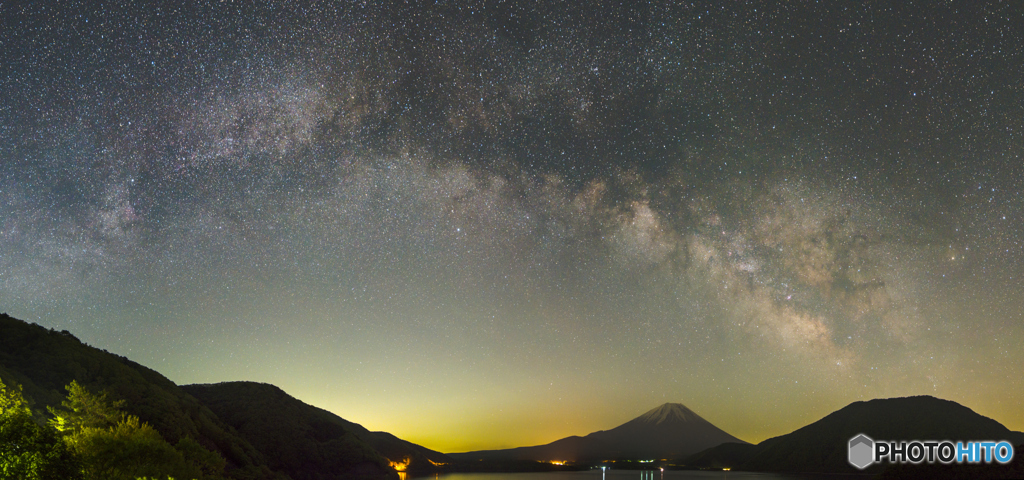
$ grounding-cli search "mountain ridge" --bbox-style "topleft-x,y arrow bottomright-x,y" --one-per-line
685,395 -> 1024,475
182,381 -> 453,475
6,311 -> 1023,478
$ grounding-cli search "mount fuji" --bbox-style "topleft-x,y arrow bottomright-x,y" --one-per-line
450,403 -> 748,462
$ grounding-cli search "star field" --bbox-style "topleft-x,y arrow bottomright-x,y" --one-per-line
1,0 -> 1022,452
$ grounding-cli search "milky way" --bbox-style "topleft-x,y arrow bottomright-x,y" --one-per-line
1,1 -> 1022,451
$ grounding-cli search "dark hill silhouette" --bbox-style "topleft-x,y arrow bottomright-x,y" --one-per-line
450,402 -> 748,461
183,382 -> 453,476
682,441 -> 755,469
686,395 -> 1024,475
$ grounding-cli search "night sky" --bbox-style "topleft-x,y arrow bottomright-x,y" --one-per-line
2,1 -> 1022,453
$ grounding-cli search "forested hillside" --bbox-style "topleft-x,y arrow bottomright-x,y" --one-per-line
0,313 -> 403,480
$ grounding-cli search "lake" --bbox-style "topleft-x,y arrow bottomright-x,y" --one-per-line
420,470 -> 874,480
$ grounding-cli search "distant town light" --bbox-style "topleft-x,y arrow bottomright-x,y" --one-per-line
389,457 -> 411,472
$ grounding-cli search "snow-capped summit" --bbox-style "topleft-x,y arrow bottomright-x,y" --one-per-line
633,403 -> 701,425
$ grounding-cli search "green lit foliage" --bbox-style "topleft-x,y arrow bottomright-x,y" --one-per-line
48,380 -> 125,433
47,380 -> 224,480
0,378 -> 29,413
70,415 -> 200,480
0,378 -> 83,480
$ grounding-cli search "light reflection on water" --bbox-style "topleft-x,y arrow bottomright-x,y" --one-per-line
429,470 -> 873,480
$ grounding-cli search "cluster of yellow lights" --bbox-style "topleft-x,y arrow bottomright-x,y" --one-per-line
389,457 -> 411,472
547,460 -> 567,465
427,459 -> 447,467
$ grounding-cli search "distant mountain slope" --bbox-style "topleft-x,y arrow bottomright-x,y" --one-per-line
183,382 -> 400,480
0,313 -> 278,479
686,396 -> 1024,474
681,441 -> 756,469
339,418 -> 453,471
451,402 -> 748,462
183,382 -> 451,476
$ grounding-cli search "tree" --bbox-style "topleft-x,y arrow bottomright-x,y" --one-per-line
71,415 -> 200,480
0,378 -> 83,480
48,381 -> 208,480
3,379 -> 224,480
47,380 -> 124,433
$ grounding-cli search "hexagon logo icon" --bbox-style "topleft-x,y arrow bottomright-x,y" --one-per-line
848,434 -> 874,469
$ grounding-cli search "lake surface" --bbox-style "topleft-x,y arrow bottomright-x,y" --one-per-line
426,470 -> 874,480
